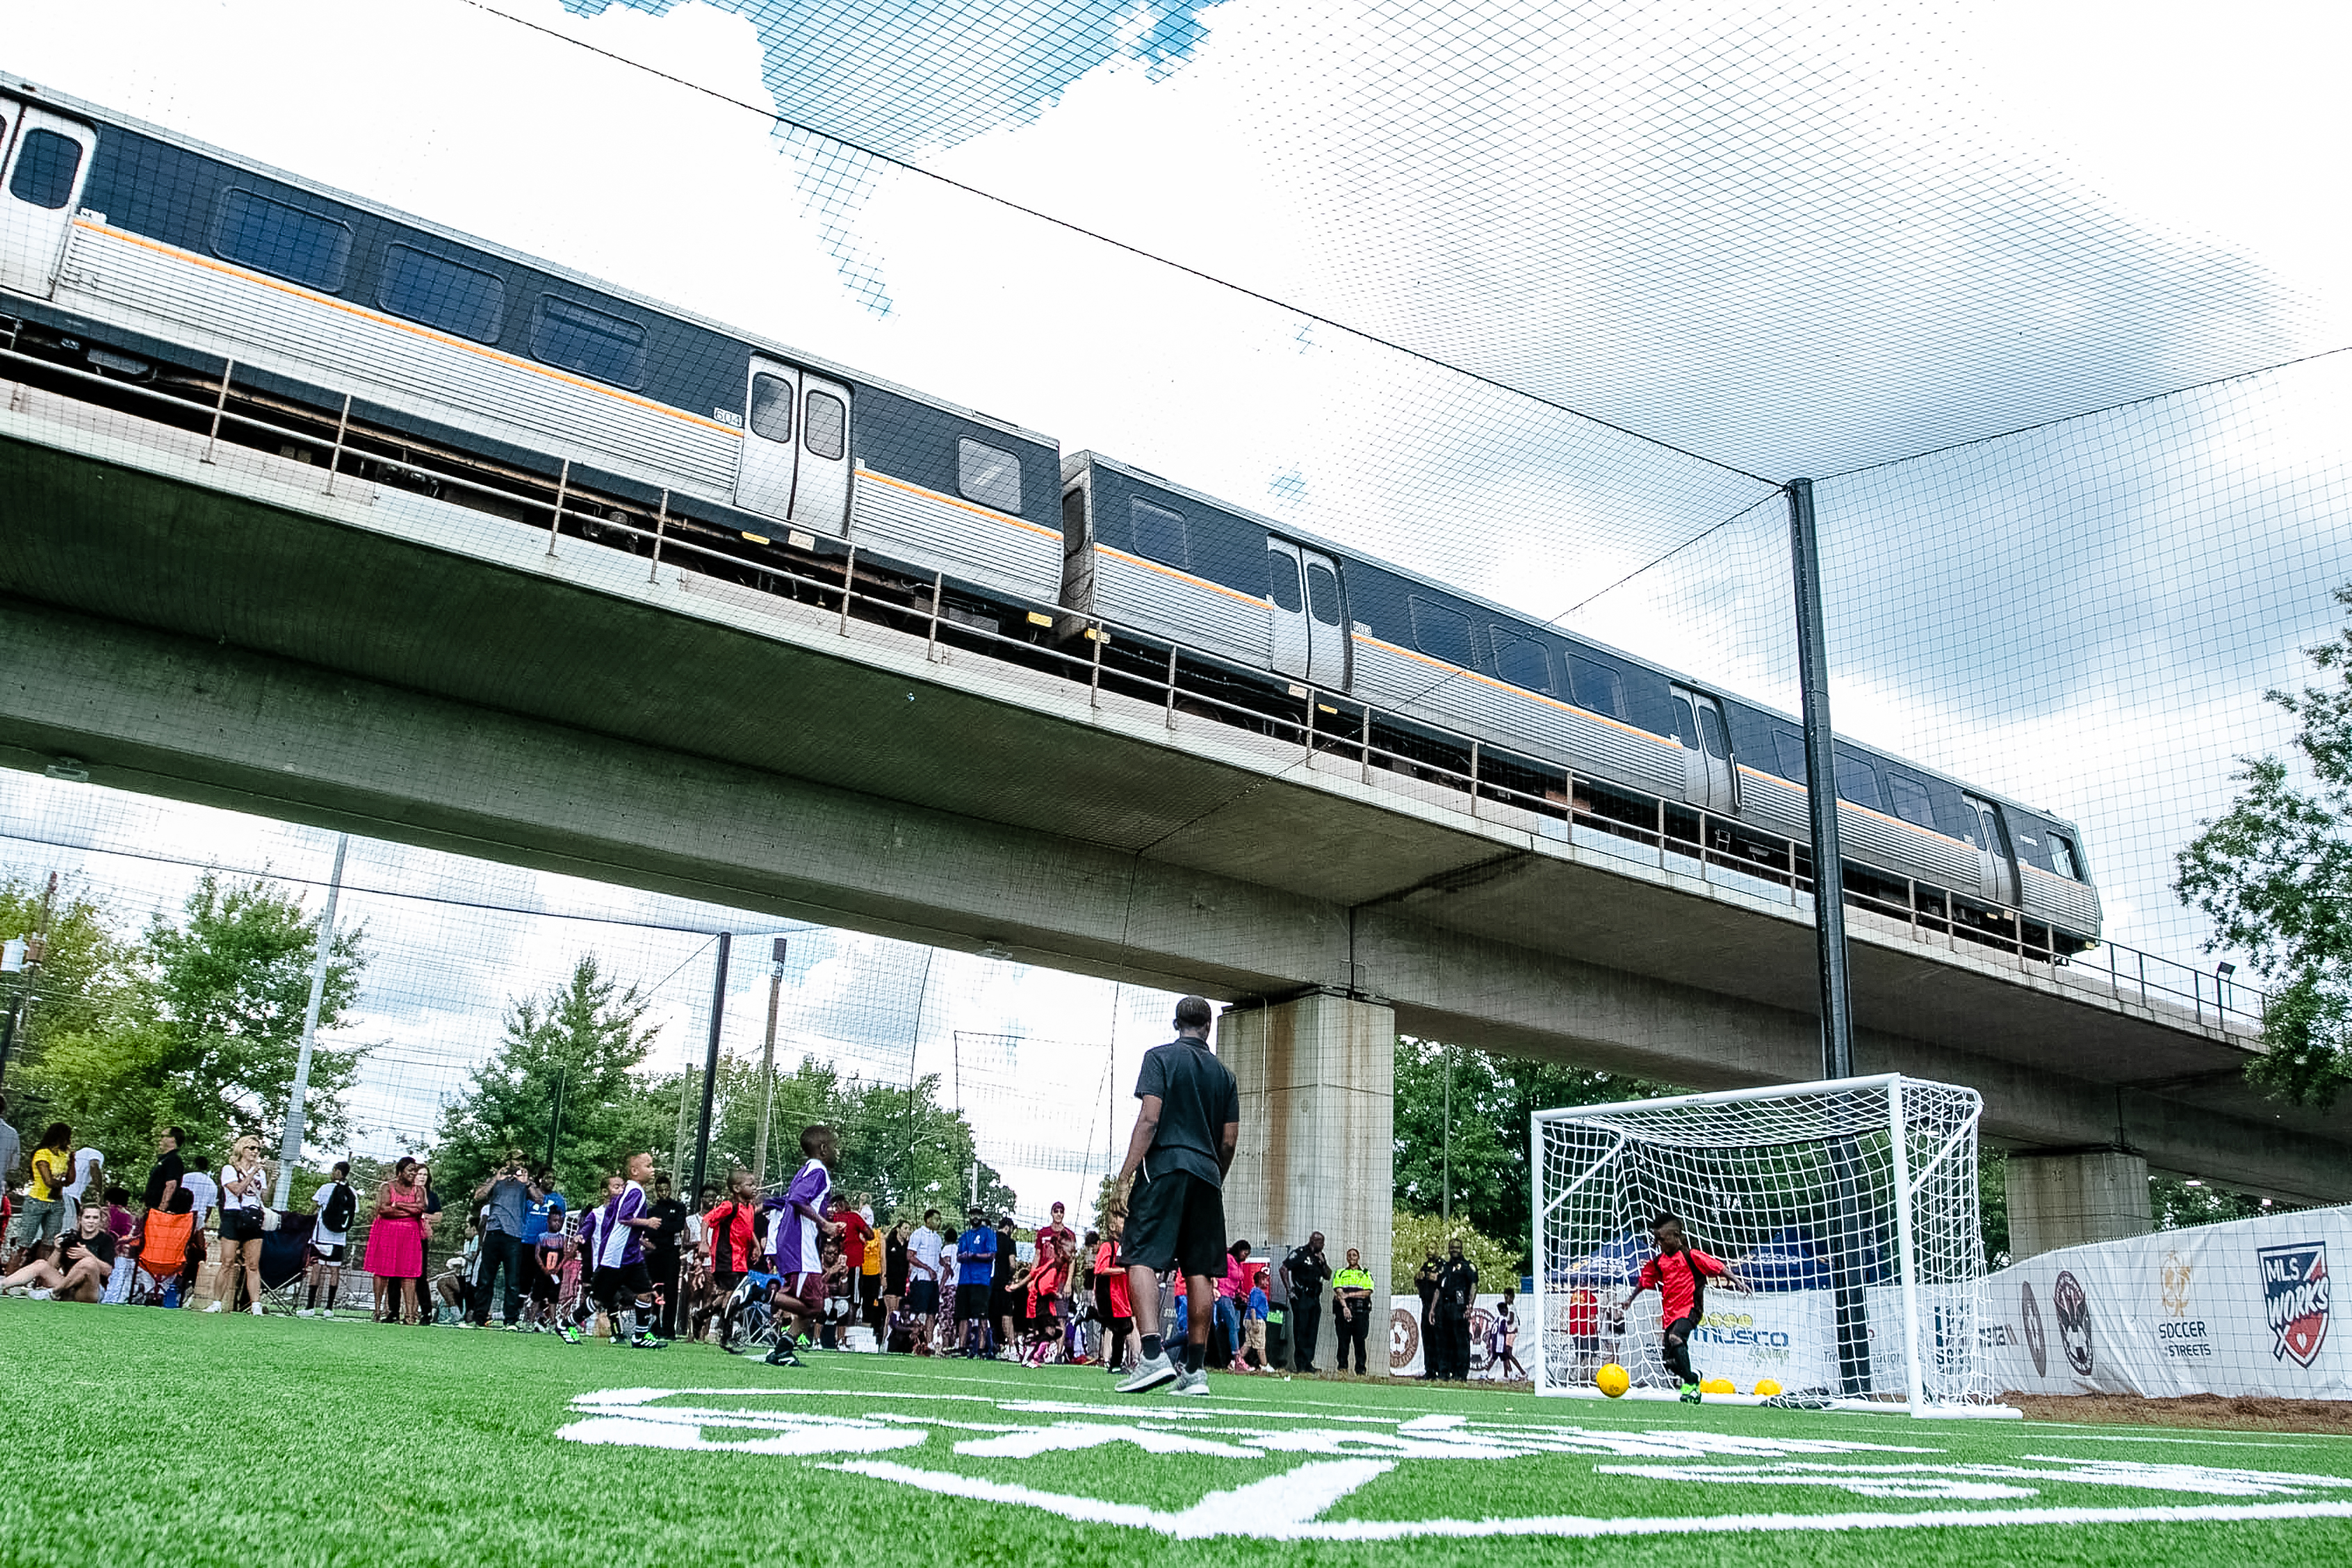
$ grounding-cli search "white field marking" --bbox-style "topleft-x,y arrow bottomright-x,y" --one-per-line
956,1422 -> 1261,1459
557,1414 -> 924,1457
2045,1435 -> 2330,1451
820,1462 -> 2352,1542
1595,1457 -> 2352,1501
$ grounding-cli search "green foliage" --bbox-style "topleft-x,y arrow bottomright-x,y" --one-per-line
1979,1148 -> 2010,1269
1392,1036 -> 1676,1270
2150,1175 -> 2280,1232
2175,585 -> 2352,1106
14,871 -> 365,1176
1391,1207 -> 1519,1289
432,955 -> 667,1204
0,873 -> 125,1063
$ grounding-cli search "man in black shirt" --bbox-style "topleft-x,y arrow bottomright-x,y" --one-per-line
1281,1232 -> 1332,1373
990,1214 -> 1018,1361
1114,996 -> 1240,1397
142,1127 -> 187,1215
1432,1239 -> 1479,1381
645,1175 -> 690,1339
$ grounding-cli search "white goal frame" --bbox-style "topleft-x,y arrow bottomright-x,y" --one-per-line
1530,1072 -> 2014,1419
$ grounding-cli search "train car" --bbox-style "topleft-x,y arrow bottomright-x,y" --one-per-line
0,78 -> 1062,607
1059,451 -> 2103,952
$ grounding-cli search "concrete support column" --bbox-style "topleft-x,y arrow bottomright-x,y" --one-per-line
2006,1148 -> 2150,1259
1220,993 -> 1396,1330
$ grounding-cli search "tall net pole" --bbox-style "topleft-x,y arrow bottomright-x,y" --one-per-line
274,833 -> 346,1209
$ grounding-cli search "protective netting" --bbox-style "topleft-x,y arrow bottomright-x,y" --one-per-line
1534,1075 -> 1989,1411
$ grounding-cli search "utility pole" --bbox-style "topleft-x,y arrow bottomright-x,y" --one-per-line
275,837 -> 348,1207
545,1065 -> 566,1175
1787,478 -> 1853,1078
1442,1045 -> 1453,1226
751,938 -> 788,1189
688,933 -> 730,1204
0,873 -> 55,1091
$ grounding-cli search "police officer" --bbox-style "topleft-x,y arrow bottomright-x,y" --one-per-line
1432,1237 -> 1478,1380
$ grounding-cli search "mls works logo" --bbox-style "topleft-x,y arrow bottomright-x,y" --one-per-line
2052,1271 -> 2093,1376
2258,1243 -> 2332,1368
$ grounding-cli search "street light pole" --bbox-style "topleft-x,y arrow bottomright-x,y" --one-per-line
751,938 -> 789,1189
276,835 -> 348,1209
688,933 -> 730,1205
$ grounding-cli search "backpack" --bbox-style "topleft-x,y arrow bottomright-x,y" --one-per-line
320,1182 -> 356,1234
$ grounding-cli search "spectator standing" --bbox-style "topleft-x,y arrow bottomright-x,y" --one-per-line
1113,995 -> 1241,1398
1212,1240 -> 1254,1371
1332,1248 -> 1375,1375
833,1197 -> 874,1340
858,1195 -> 886,1335
1281,1232 -> 1332,1373
14,1122 -> 71,1253
300,1161 -> 356,1317
1040,1201 -> 1077,1332
906,1207 -> 944,1353
1431,1238 -> 1478,1381
213,1135 -> 269,1316
521,1173 -> 565,1248
0,1091 -> 19,1191
142,1128 -> 186,1216
0,1202 -> 116,1300
990,1213 -> 1019,1361
1093,1213 -> 1134,1373
177,1153 -> 218,1301
529,1211 -> 570,1334
60,1142 -> 103,1233
1414,1252 -> 1442,1379
882,1219 -> 910,1345
954,1204 -> 997,1358
363,1157 -> 427,1324
644,1175 -> 689,1339
1243,1270 -> 1271,1371
1022,1222 -> 1068,1366
470,1151 -> 536,1330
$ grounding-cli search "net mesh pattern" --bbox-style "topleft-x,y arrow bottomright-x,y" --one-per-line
1534,1076 -> 1989,1409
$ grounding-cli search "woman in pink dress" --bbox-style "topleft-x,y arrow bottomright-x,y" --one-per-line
363,1157 -> 427,1323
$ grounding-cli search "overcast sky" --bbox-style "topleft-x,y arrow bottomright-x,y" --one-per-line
4,0 -> 2348,1151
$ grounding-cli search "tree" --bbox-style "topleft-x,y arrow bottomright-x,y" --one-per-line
1393,1208 -> 1519,1289
434,956 -> 666,1204
1393,1036 -> 1676,1270
19,872 -> 366,1172
0,873 -> 126,1073
2177,585 -> 2352,1106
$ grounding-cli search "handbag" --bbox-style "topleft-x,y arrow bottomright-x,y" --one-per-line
261,1207 -> 281,1232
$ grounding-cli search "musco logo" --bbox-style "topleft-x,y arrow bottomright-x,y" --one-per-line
2052,1271 -> 2093,1376
2258,1243 -> 2331,1368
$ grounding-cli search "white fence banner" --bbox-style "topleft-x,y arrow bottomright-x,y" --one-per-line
1388,1294 -> 1532,1378
1982,1205 -> 2349,1398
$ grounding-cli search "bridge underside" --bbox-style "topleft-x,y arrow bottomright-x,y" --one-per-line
1,410 -> 2342,1201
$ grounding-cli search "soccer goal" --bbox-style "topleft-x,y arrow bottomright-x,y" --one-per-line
1531,1073 -> 2011,1417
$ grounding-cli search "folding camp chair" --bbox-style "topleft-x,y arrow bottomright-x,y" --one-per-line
124,1209 -> 197,1307
719,1269 -> 783,1354
256,1213 -> 316,1315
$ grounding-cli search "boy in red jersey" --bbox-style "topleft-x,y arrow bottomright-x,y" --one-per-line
1624,1211 -> 1747,1402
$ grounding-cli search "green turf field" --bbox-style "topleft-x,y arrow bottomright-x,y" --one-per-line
4,1303 -> 2348,1566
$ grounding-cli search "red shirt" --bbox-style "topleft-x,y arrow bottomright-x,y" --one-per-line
1094,1241 -> 1132,1316
704,1201 -> 759,1273
1638,1247 -> 1727,1321
833,1208 -> 874,1272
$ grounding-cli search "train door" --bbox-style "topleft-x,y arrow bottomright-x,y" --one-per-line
1672,685 -> 1738,812
0,100 -> 95,300
1962,793 -> 2019,906
733,358 -> 852,534
1266,537 -> 1348,690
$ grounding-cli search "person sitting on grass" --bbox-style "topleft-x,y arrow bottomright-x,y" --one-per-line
0,1204 -> 117,1301
1622,1210 -> 1749,1403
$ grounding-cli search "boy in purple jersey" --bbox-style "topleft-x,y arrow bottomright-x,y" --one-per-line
764,1125 -> 841,1369
591,1152 -> 669,1350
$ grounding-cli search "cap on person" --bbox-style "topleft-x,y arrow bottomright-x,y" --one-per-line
1175,996 -> 1214,1030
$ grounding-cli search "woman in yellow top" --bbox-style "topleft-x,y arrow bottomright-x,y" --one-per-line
13,1122 -> 72,1252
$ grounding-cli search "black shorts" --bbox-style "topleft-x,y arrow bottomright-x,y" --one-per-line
712,1268 -> 744,1298
527,1270 -> 559,1302
954,1282 -> 992,1322
220,1209 -> 263,1243
991,1285 -> 1017,1322
906,1279 -> 939,1316
591,1261 -> 652,1311
1121,1166 -> 1227,1279
858,1271 -> 882,1304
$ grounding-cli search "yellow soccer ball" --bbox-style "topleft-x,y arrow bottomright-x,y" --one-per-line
1701,1378 -> 1735,1395
1595,1363 -> 1631,1398
1753,1378 -> 1783,1398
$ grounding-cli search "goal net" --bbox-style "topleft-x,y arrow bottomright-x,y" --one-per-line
1532,1074 -> 1999,1415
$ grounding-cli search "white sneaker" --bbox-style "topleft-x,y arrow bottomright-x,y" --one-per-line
1116,1351 -> 1178,1393
206,1300 -> 224,1313
1170,1368 -> 1211,1396
296,1307 -> 314,1317
249,1304 -> 266,1316
27,1287 -> 54,1301
320,1308 -> 335,1319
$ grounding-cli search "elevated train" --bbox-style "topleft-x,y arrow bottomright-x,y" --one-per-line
0,76 -> 2100,957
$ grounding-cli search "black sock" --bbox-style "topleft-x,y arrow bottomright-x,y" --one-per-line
305,1282 -> 318,1309
1141,1333 -> 1162,1363
1183,1339 -> 1205,1373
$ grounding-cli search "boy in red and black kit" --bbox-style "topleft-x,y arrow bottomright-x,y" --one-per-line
1624,1211 -> 1746,1403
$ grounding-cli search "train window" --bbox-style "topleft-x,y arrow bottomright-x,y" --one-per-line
2045,831 -> 2081,881
957,439 -> 1022,512
1408,596 -> 1476,669
1697,705 -> 1730,760
1888,774 -> 1936,829
377,245 -> 505,343
531,295 -> 646,387
1774,731 -> 1808,782
1266,548 -> 1303,612
1493,632 -> 1553,694
213,188 -> 352,293
8,129 -> 82,210
1838,756 -> 1883,812
748,374 -> 794,443
1566,653 -> 1624,719
1131,498 -> 1189,569
1306,563 -> 1344,626
804,391 -> 847,459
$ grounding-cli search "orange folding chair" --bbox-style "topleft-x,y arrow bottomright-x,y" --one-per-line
126,1209 -> 197,1307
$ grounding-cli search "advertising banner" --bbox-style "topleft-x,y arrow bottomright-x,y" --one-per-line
1982,1206 -> 2349,1398
1389,1293 -> 1530,1379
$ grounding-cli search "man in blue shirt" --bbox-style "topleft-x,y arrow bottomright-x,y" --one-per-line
521,1172 -> 564,1246
955,1205 -> 997,1358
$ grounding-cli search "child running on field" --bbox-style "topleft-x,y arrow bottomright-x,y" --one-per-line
1622,1211 -> 1745,1402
